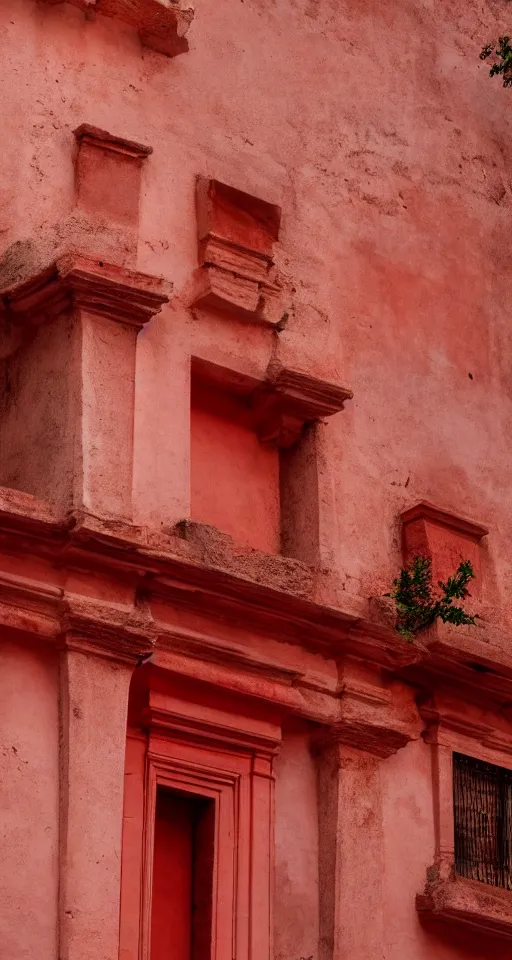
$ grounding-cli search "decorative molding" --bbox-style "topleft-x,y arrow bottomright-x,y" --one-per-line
144,688 -> 282,754
61,593 -> 157,664
419,692 -> 512,758
0,561 -> 155,665
417,875 -> 512,941
314,663 -> 422,759
1,254 -> 171,334
191,177 -> 282,325
42,0 -> 194,58
401,501 -> 489,541
74,124 -> 153,162
251,364 -> 353,448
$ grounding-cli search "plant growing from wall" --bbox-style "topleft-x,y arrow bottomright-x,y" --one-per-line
387,556 -> 477,641
480,1 -> 512,85
480,35 -> 512,85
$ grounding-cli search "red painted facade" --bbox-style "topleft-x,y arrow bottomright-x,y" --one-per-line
2,2 -> 512,959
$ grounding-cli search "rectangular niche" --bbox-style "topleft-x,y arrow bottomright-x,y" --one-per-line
189,358 -> 351,562
190,369 -> 281,554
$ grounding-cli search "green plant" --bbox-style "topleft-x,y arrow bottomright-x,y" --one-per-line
480,35 -> 512,86
387,556 -> 478,642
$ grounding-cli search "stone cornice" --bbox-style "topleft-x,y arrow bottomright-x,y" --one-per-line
401,501 -> 489,540
418,691 -> 512,757
74,124 -> 153,161
0,567 -> 156,665
0,490 -> 414,669
0,255 -> 172,335
1,488 -> 512,703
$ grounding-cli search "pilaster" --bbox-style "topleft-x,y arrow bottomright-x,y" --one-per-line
58,609 -> 156,960
0,256 -> 171,518
314,660 -> 421,960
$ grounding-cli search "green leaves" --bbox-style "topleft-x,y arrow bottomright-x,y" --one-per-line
387,556 -> 477,642
480,36 -> 512,86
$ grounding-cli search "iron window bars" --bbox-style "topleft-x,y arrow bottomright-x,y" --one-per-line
454,752 -> 512,890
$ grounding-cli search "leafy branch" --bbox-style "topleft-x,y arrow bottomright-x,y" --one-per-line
387,556 -> 478,642
480,35 -> 512,86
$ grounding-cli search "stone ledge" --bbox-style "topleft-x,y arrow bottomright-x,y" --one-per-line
42,0 -> 194,58
417,874 -> 512,940
0,254 -> 172,338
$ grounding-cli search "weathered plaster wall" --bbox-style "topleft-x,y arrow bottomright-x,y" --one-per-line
2,0 -> 512,623
0,638 -> 59,960
2,2 -> 512,959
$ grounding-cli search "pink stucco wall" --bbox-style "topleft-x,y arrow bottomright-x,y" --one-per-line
0,638 -> 59,960
2,1 -> 512,959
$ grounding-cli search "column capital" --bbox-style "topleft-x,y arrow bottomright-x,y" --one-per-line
313,662 -> 422,759
61,593 -> 157,666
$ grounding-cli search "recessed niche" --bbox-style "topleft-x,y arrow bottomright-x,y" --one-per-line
189,358 -> 352,561
190,379 -> 281,554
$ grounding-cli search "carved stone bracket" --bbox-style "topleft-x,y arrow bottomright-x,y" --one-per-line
190,356 -> 352,449
191,177 -> 282,325
1,254 -> 171,338
42,0 -> 194,58
251,364 -> 353,448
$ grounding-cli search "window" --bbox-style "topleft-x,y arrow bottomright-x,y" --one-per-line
453,752 -> 512,890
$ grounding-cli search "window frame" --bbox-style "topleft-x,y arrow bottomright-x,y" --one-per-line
453,751 -> 512,890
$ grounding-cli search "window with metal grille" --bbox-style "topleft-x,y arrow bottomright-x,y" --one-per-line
453,752 -> 512,889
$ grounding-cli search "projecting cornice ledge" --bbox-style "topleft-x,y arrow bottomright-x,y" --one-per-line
0,255 -> 171,342
313,662 -> 423,759
417,875 -> 512,941
42,0 -> 194,57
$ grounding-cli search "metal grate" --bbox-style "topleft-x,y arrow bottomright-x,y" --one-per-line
453,752 -> 512,889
